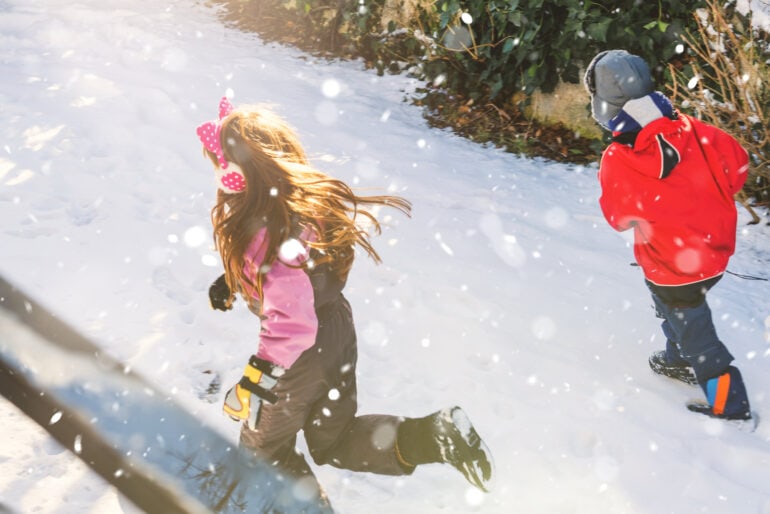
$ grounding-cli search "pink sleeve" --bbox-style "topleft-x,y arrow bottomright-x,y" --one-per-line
243,228 -> 318,369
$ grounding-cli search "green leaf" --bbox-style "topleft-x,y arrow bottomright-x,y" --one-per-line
586,19 -> 611,42
508,11 -> 522,26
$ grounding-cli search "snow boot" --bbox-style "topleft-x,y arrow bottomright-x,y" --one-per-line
686,400 -> 757,432
649,350 -> 698,385
396,406 -> 494,491
687,366 -> 752,422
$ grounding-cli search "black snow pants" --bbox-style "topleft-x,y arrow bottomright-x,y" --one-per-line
239,294 -> 409,481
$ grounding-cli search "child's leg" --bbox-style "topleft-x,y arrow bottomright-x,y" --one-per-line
651,293 -> 711,367
237,329 -> 336,480
654,297 -> 750,417
237,340 -> 325,458
663,338 -> 689,365
240,429 -> 315,477
305,406 -> 407,476
303,369 -> 494,488
303,297 -> 493,489
692,365 -> 751,419
395,407 -> 494,491
302,298 -> 407,475
657,299 -> 734,380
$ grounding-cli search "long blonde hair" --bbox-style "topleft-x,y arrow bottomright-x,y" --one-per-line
205,105 -> 411,305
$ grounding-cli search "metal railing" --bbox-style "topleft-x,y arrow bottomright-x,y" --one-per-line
0,276 -> 332,514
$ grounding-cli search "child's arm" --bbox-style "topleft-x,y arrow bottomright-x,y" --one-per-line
255,261 -> 319,369
244,228 -> 319,370
597,153 -> 640,232
714,128 -> 750,196
690,117 -> 750,197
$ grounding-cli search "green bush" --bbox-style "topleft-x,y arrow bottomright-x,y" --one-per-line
223,1 -> 706,103
219,1 -> 438,74
423,0 -> 706,103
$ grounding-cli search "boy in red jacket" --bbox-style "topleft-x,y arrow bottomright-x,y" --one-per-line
584,50 -> 753,422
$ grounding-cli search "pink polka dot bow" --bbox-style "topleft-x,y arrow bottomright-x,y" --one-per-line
196,96 -> 247,194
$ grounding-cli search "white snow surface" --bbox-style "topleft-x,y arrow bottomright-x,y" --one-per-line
1,1 -> 770,513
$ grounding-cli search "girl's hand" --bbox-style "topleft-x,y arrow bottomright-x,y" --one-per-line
223,356 -> 285,430
209,274 -> 233,311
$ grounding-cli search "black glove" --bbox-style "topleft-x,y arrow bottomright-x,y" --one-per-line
209,273 -> 233,311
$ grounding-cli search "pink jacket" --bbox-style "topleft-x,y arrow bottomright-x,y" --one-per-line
243,228 -> 319,369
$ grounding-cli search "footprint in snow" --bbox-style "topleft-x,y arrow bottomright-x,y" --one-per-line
67,201 -> 102,226
151,266 -> 192,305
193,368 -> 222,404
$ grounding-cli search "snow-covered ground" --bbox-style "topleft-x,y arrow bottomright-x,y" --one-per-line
1,1 -> 769,513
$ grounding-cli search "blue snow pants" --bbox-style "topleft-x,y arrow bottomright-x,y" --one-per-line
646,277 -> 750,417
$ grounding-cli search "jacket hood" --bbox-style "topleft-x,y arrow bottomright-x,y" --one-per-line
610,104 -> 687,182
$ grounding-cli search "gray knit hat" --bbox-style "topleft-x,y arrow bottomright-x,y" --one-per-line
584,50 -> 654,126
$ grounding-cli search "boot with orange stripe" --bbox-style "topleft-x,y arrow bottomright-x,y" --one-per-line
687,366 -> 752,422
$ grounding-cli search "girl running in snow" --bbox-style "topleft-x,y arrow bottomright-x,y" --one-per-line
196,97 -> 493,504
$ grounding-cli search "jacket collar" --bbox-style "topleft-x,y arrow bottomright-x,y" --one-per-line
607,92 -> 675,134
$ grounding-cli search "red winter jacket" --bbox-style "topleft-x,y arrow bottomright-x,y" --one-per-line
598,112 -> 749,286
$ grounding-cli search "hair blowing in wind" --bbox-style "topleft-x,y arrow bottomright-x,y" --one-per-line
204,105 -> 411,305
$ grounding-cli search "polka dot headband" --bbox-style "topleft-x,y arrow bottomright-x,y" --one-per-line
196,96 -> 247,194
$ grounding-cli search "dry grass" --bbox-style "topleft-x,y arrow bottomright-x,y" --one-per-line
668,0 -> 770,222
